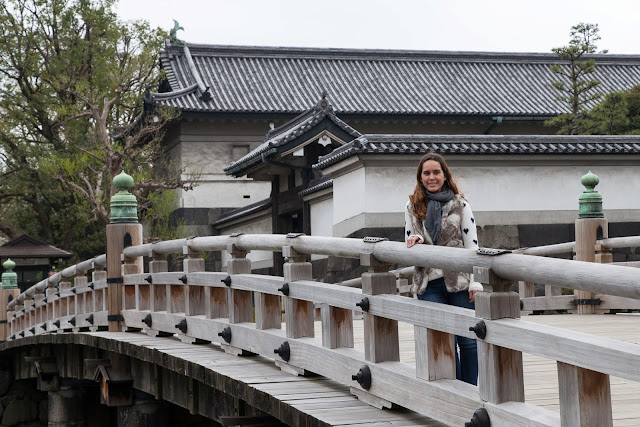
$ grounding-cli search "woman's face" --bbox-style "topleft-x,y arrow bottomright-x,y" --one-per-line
421,160 -> 446,193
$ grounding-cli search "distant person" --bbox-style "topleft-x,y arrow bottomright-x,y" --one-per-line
404,152 -> 481,385
48,266 -> 59,292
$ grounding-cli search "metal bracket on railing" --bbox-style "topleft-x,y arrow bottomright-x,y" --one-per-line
144,275 -> 152,284
179,275 -> 187,284
356,297 -> 370,312
469,320 -> 487,340
230,232 -> 244,237
363,237 -> 388,243
351,365 -> 372,390
175,318 -> 188,334
218,326 -> 232,344
572,298 -> 602,306
286,233 -> 305,238
274,341 -> 291,362
477,248 -> 511,256
142,314 -> 152,328
106,277 -> 124,284
465,408 -> 490,427
278,283 -> 290,296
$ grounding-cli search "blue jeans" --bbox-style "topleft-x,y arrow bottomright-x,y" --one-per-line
417,277 -> 478,385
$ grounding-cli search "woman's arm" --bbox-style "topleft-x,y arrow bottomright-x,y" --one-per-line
405,201 -> 424,247
461,201 -> 479,250
461,200 -> 482,298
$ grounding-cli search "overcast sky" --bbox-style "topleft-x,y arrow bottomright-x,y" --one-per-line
115,0 -> 639,54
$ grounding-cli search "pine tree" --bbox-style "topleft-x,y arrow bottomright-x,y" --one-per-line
546,23 -> 606,135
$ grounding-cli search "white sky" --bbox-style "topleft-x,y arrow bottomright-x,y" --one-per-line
115,0 -> 640,54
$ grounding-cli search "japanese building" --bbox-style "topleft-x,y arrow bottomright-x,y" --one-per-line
144,41 -> 640,273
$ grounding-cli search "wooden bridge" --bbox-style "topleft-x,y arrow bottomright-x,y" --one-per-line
2,223 -> 639,426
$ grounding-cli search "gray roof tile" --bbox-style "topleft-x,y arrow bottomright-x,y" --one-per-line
149,43 -> 640,117
315,135 -> 640,169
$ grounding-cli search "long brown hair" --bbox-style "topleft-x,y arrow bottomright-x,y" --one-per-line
409,152 -> 461,221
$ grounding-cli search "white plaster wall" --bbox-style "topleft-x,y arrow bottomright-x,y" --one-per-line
364,167 -> 415,213
310,198 -> 334,237
332,168 -> 366,224
310,197 -> 333,261
454,165 -> 640,212
331,160 -> 640,236
173,120 -> 272,209
179,179 -> 270,208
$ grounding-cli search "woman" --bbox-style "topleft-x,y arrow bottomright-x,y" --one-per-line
404,152 -> 481,385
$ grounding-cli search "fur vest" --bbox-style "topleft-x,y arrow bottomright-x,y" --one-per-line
407,194 -> 472,294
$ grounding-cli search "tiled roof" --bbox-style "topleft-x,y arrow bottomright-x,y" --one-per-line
224,96 -> 362,177
315,135 -> 640,170
298,177 -> 333,197
213,198 -> 272,227
147,42 -> 640,117
0,234 -> 71,258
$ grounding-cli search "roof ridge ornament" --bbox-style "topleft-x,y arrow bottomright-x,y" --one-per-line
170,19 -> 186,46
316,90 -> 331,111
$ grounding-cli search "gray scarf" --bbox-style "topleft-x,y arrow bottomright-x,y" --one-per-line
424,186 -> 455,245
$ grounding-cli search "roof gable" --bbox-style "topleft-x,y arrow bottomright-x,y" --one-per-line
224,96 -> 362,177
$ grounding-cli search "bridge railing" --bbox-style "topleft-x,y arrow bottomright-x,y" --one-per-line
6,234 -> 640,426
515,235 -> 640,314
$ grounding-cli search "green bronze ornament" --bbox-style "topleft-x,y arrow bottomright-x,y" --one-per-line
1,259 -> 18,289
578,171 -> 603,219
110,171 -> 138,224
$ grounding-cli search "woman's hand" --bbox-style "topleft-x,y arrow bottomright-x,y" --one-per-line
407,236 -> 422,248
469,290 -> 478,303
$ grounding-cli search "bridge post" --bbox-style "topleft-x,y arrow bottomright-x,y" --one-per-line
106,172 -> 142,332
226,243 -> 253,324
0,259 -> 21,341
282,246 -> 314,339
360,253 -> 399,363
183,245 -> 205,317
252,245 -> 281,330
74,270 -> 88,329
473,267 -> 525,404
574,171 -> 608,315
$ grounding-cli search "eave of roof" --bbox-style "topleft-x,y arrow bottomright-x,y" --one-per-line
213,198 -> 272,227
0,234 -> 71,258
314,134 -> 640,170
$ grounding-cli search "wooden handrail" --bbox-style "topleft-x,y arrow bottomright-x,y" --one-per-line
515,234 -> 640,256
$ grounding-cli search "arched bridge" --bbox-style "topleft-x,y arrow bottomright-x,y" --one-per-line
2,229 -> 640,426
